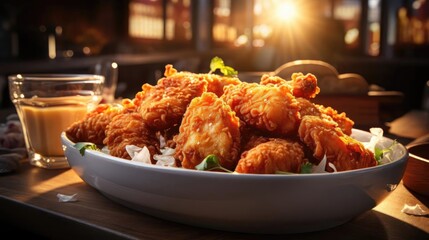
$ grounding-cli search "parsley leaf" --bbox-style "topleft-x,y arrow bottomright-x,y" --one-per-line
195,154 -> 232,173
74,142 -> 100,156
374,147 -> 384,162
374,140 -> 398,164
275,162 -> 314,174
300,162 -> 313,173
209,56 -> 238,77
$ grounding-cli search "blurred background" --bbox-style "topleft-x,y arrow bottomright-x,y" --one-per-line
0,0 -> 428,129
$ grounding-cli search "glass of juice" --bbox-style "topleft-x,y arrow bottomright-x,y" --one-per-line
8,74 -> 104,169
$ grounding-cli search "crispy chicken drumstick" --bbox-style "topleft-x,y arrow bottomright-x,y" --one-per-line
298,115 -> 376,172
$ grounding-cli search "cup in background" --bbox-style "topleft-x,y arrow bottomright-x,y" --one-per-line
94,61 -> 118,103
422,80 -> 429,111
402,142 -> 429,196
8,74 -> 104,169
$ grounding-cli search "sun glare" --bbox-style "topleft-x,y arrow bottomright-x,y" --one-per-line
276,1 -> 298,22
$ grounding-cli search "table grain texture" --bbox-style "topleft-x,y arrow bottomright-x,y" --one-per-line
0,162 -> 428,240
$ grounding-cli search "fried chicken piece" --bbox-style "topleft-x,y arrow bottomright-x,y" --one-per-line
295,97 -> 321,117
164,64 -> 241,97
65,104 -> 123,145
298,115 -> 376,172
238,120 -> 270,151
260,72 -> 320,99
235,138 -> 306,174
174,92 -> 241,170
296,98 -> 354,135
222,82 -> 300,136
135,65 -> 208,131
120,98 -> 139,113
316,104 -> 354,135
103,112 -> 159,160
241,134 -> 270,152
158,124 -> 180,149
204,74 -> 242,97
134,65 -> 240,131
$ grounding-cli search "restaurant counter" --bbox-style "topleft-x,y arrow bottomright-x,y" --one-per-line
0,159 -> 428,239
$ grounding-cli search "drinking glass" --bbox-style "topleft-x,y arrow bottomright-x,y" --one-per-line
8,74 -> 104,169
93,61 -> 118,103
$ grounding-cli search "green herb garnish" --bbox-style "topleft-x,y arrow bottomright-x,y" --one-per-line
209,56 -> 238,77
300,162 -> 313,174
275,162 -> 314,174
374,147 -> 384,162
74,142 -> 100,156
374,140 -> 398,164
195,154 -> 232,173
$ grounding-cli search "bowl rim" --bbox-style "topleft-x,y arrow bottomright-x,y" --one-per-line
406,142 -> 429,164
61,129 -> 409,179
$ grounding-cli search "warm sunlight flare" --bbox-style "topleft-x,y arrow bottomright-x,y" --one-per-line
28,170 -> 82,201
276,1 -> 298,22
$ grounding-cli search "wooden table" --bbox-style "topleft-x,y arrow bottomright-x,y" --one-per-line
387,110 -> 429,140
0,162 -> 428,240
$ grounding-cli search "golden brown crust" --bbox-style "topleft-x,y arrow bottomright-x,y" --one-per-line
135,65 -> 242,131
136,69 -> 209,131
260,72 -> 320,99
203,74 -> 242,97
298,115 -> 376,172
103,112 -> 159,160
316,104 -> 354,136
235,138 -> 306,174
290,72 -> 320,99
222,82 -> 300,136
296,98 -> 354,135
65,104 -> 122,145
174,92 -> 241,170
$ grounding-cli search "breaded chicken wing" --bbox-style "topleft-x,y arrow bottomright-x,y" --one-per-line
235,138 -> 306,174
134,64 -> 242,131
298,115 -> 376,172
222,82 -> 300,136
103,112 -> 160,160
241,134 -> 270,152
135,67 -> 208,131
296,98 -> 354,135
204,74 -> 242,97
164,64 -> 241,97
260,72 -> 320,99
316,104 -> 354,135
174,92 -> 241,170
158,123 -> 180,149
65,104 -> 123,145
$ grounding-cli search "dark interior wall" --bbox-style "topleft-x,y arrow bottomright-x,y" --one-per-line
0,0 -> 126,60
335,57 -> 429,110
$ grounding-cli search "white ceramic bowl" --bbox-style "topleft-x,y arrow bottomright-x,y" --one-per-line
61,129 -> 408,234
